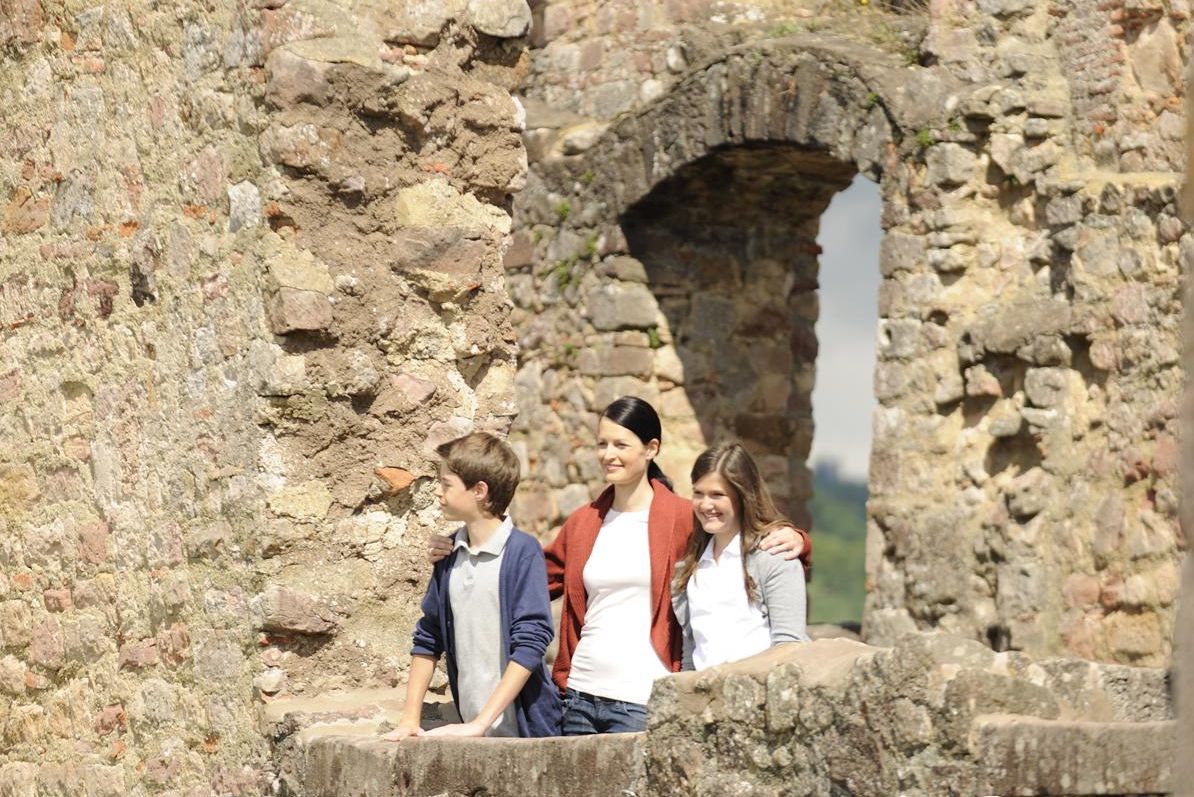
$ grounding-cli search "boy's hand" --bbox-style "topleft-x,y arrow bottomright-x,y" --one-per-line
427,534 -> 453,564
380,723 -> 424,741
424,721 -> 488,738
758,526 -> 805,561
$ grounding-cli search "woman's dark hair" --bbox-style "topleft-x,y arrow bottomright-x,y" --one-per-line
600,396 -> 672,490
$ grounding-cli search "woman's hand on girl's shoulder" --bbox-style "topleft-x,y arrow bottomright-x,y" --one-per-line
757,526 -> 805,561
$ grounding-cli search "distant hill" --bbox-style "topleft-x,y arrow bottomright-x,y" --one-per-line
807,461 -> 867,626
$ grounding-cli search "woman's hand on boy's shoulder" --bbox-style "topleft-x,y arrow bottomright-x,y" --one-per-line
427,534 -> 454,564
757,526 -> 805,560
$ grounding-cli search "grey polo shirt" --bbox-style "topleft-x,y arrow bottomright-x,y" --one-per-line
448,517 -> 518,737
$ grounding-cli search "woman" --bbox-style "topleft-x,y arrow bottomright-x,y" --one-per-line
671,442 -> 810,672
542,397 -> 809,734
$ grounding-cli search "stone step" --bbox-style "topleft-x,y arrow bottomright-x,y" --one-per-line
971,715 -> 1176,796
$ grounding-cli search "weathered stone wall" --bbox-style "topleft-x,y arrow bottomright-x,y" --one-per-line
277,633 -> 1177,797
0,0 -> 529,792
510,0 -> 1188,665
643,635 -> 1174,797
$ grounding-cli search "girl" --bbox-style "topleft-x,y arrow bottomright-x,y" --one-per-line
542,397 -> 809,733
671,442 -> 810,671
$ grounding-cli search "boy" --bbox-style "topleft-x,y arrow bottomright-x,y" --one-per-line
385,432 -> 561,738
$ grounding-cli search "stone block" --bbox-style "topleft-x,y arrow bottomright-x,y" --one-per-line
973,716 -> 1174,795
0,463 -> 39,510
394,178 -> 511,234
119,638 -> 159,670
268,288 -> 333,334
266,47 -> 331,107
1,186 -> 49,234
268,480 -> 333,519
925,143 -> 977,187
1024,367 -> 1070,408
879,232 -> 927,276
467,0 -> 531,37
265,235 -> 335,292
653,346 -> 684,384
587,283 -> 659,330
227,181 -> 261,232
929,349 -> 964,405
559,122 -> 607,155
609,256 -> 647,283
194,631 -> 243,681
1008,467 -> 1050,519
0,654 -> 24,696
0,762 -> 35,797
577,345 -> 654,378
41,590 -> 71,613
251,584 -> 340,635
1,600 -> 32,649
80,764 -> 124,797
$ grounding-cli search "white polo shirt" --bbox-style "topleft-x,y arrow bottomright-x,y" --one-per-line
686,533 -> 771,670
448,517 -> 519,737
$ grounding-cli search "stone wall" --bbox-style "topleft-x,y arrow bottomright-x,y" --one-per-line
643,634 -> 1174,797
509,0 -> 1188,665
0,0 -> 530,792
277,633 -> 1177,797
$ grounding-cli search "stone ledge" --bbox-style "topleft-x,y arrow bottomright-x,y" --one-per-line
972,715 -> 1176,796
298,732 -> 643,797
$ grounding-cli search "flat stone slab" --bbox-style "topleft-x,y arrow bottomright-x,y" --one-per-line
299,732 -> 643,797
972,715 -> 1176,796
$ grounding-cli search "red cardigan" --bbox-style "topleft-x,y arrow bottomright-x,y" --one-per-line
543,480 -> 812,695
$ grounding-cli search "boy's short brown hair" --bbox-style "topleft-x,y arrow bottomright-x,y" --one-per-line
435,432 -> 521,516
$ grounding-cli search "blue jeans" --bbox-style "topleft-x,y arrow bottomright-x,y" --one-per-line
561,688 -> 648,734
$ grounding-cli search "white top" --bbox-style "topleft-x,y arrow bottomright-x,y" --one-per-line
448,517 -> 519,737
567,508 -> 670,704
686,533 -> 772,670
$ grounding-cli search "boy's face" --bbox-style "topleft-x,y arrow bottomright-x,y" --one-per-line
437,467 -> 483,521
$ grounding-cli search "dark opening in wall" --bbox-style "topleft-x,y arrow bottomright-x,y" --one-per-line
621,146 -> 879,626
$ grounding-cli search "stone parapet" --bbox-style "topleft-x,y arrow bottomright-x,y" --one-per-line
972,715 -> 1175,795
276,633 -> 1175,797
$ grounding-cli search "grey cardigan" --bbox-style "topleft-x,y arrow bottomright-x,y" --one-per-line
671,546 -> 810,671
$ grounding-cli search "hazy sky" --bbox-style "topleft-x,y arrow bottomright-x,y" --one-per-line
809,176 -> 882,481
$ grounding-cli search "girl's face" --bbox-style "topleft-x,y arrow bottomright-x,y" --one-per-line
692,471 -> 741,538
596,417 -> 658,487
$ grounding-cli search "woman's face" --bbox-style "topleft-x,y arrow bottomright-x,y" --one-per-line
596,417 -> 658,487
692,471 -> 741,538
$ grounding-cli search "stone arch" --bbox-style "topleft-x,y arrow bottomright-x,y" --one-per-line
530,37 -> 947,219
509,38 -> 944,535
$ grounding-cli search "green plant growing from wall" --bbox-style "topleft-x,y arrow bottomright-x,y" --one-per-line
553,199 -> 572,222
646,326 -> 663,349
768,19 -> 805,36
915,128 -> 934,150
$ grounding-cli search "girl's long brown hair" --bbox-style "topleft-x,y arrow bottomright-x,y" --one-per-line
675,442 -> 795,604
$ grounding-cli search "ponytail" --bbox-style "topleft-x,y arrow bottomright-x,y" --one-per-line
647,460 -> 673,491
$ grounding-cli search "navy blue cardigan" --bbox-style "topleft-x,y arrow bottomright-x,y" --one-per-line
410,526 -> 562,737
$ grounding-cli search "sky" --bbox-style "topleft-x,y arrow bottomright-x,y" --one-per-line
809,176 -> 882,481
